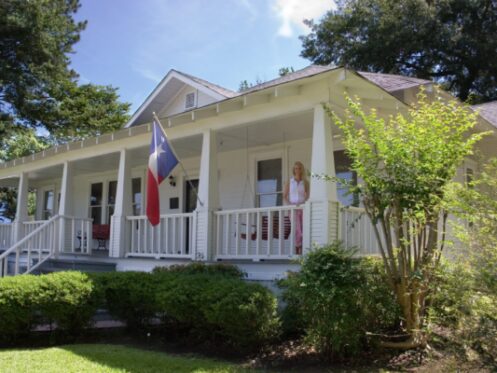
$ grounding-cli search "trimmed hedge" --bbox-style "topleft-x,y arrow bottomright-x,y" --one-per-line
0,272 -> 97,344
156,273 -> 280,350
0,263 -> 279,352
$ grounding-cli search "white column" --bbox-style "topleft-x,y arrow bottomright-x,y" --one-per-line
303,105 -> 338,250
58,161 -> 74,256
110,149 -> 132,258
195,130 -> 219,261
13,172 -> 29,243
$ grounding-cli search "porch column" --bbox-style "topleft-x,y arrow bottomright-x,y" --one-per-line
58,161 -> 74,256
303,104 -> 339,250
195,129 -> 219,261
110,149 -> 132,258
12,172 -> 29,244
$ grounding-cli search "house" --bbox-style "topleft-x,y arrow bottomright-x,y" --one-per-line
0,66 -> 496,280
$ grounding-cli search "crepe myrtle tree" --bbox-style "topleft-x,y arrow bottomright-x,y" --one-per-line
322,90 -> 487,349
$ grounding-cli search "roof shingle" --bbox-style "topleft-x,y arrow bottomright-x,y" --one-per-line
472,101 -> 497,128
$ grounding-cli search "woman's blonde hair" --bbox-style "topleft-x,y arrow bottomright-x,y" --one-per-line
292,161 -> 309,185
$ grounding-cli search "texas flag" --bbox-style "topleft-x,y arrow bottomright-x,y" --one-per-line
146,120 -> 179,226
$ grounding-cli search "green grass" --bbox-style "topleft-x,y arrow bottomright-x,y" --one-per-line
0,344 -> 256,373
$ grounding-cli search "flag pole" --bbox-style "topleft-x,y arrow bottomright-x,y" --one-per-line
152,112 -> 204,207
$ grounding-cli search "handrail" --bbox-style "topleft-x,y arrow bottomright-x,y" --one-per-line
215,205 -> 302,215
126,212 -> 194,220
0,215 -> 60,262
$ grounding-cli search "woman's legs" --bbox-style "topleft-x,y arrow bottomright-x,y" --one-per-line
294,208 -> 303,255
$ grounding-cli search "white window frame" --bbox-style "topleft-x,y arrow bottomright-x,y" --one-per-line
251,150 -> 286,208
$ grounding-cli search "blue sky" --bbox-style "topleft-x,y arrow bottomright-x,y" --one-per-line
70,0 -> 335,113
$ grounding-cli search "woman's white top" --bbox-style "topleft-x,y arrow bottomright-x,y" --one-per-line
289,177 -> 306,205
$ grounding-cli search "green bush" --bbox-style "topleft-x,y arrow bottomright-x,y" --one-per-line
156,273 -> 279,351
153,262 -> 245,278
280,242 -> 400,359
38,271 -> 97,335
91,271 -> 159,330
0,272 -> 97,344
0,275 -> 41,343
430,259 -> 497,360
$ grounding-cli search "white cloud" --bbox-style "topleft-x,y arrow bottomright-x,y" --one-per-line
272,0 -> 335,37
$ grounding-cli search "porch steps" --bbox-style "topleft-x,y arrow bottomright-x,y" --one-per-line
35,258 -> 117,274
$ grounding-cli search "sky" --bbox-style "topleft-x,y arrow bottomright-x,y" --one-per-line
70,0 -> 336,113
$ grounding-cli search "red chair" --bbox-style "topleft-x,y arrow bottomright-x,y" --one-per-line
240,215 -> 291,240
92,224 -> 110,249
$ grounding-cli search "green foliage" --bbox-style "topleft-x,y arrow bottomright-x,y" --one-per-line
446,158 -> 497,294
301,0 -> 497,103
153,262 -> 245,278
156,273 -> 280,351
280,243 -> 400,358
325,90 -> 486,346
0,272 -> 97,344
430,260 -> 497,361
90,272 -> 158,331
0,0 -> 130,164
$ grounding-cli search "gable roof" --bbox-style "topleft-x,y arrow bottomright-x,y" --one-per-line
179,71 -> 237,98
472,101 -> 497,129
126,65 -> 436,128
125,70 -> 236,128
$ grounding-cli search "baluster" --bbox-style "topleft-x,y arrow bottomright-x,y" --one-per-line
256,211 -> 261,257
224,214 -> 230,256
288,207 -> 297,255
235,213 -> 240,257
216,214 -> 221,257
245,212 -> 250,256
267,210 -> 272,257
180,216 -> 185,255
278,210 -> 283,256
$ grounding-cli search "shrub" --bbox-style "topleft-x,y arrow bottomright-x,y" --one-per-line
38,271 -> 98,335
0,271 -> 97,344
280,242 -> 400,359
152,262 -> 245,278
429,259 -> 497,360
0,275 -> 41,343
91,271 -> 159,330
156,273 -> 279,351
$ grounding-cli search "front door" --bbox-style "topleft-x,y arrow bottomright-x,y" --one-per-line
184,179 -> 199,254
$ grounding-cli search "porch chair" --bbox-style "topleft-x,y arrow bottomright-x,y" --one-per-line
92,224 -> 110,250
240,214 -> 291,240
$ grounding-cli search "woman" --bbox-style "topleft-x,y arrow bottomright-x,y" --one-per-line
283,161 -> 309,255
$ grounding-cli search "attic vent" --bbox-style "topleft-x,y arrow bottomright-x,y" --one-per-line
185,92 -> 196,109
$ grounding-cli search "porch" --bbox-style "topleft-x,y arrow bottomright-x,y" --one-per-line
0,105 -> 380,276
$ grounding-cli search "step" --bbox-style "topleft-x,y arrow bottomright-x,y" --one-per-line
36,258 -> 117,274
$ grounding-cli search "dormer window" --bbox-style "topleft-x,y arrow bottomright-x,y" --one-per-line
185,92 -> 196,109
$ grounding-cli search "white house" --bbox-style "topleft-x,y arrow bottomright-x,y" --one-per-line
0,66 -> 496,279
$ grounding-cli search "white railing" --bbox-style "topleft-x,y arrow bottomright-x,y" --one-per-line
0,223 -> 12,250
59,216 -> 93,254
340,206 -> 382,255
215,205 -> 303,260
0,215 -> 59,277
0,215 -> 93,277
23,220 -> 46,236
126,213 -> 195,258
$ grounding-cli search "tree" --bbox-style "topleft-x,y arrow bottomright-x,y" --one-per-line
0,0 -> 129,148
0,0 -> 130,220
301,0 -> 497,103
325,90 -> 487,348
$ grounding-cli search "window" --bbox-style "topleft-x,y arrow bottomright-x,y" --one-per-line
256,158 -> 282,207
185,92 -> 195,109
107,180 -> 117,224
334,150 -> 359,207
43,190 -> 54,220
132,178 -> 142,216
89,182 -> 103,224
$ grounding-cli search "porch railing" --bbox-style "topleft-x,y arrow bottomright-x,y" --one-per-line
215,205 -> 303,260
126,213 -> 195,258
59,216 -> 93,254
0,223 -> 12,250
340,206 -> 382,255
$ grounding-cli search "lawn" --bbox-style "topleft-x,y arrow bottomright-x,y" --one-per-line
0,344 -> 255,373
